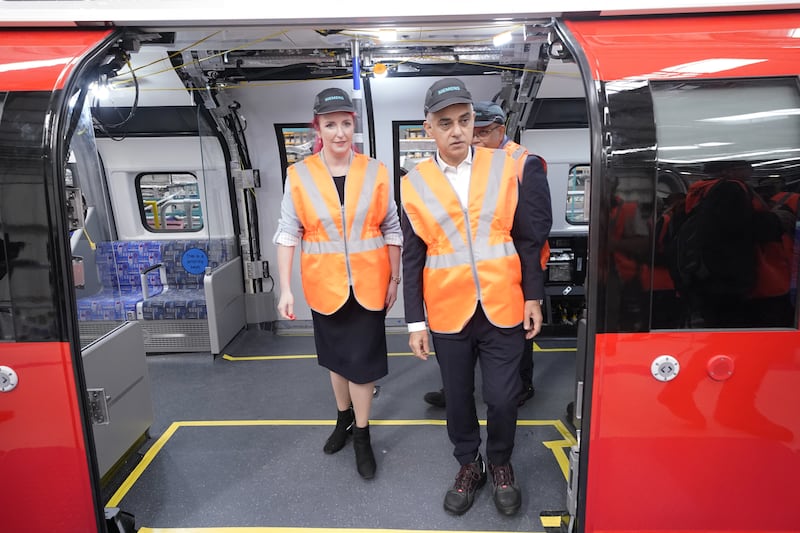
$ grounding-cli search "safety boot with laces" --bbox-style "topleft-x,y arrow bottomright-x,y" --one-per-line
443,454 -> 487,515
489,462 -> 521,515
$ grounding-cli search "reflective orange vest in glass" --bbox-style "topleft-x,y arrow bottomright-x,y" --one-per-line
286,152 -> 391,314
401,147 -> 523,333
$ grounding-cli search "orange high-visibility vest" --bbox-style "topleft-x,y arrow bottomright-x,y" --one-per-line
401,147 -> 523,333
754,191 -> 800,297
502,139 -> 550,270
286,152 -> 391,314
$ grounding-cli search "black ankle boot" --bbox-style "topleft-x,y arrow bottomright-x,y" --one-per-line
323,407 -> 354,454
353,425 -> 376,479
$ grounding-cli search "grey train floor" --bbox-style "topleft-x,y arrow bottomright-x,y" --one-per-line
105,328 -> 578,533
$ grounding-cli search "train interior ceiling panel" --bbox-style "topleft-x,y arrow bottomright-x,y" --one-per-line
1,6 -> 799,533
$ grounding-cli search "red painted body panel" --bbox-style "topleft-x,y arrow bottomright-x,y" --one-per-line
585,331 -> 800,532
0,342 -> 98,532
566,13 -> 800,81
0,29 -> 112,91
567,13 -> 800,532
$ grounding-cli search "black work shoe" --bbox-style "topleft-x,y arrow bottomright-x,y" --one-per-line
424,388 -> 446,408
443,455 -> 487,515
517,384 -> 535,407
353,425 -> 376,479
489,462 -> 521,516
323,407 -> 354,454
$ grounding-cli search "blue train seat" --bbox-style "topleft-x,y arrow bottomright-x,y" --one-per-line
77,238 -> 245,354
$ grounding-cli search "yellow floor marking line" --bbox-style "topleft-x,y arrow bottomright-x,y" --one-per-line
107,419 -> 574,508
106,422 -> 181,507
222,352 -> 426,361
138,517 -> 557,533
533,343 -> 577,352
223,344 -> 576,361
538,418 -> 578,480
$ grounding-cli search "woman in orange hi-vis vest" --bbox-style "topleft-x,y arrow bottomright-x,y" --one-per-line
273,88 -> 402,479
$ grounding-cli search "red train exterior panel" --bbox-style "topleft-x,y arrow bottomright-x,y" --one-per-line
0,29 -> 112,91
566,13 -> 800,81
0,343 -> 98,532
567,12 -> 800,533
587,331 -> 799,532
0,28 -> 113,533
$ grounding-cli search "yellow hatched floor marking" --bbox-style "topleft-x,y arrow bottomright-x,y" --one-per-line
540,515 -> 564,528
107,418 -> 574,532
222,342 -> 574,361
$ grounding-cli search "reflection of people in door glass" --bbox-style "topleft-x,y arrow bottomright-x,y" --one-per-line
607,174 -> 652,331
661,161 -> 790,328
0,236 -> 24,340
0,236 -> 24,280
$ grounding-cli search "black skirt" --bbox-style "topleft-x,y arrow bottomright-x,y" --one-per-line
311,291 -> 388,384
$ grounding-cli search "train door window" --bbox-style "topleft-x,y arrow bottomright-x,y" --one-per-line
393,121 -> 436,208
276,123 -> 315,187
566,164 -> 591,224
0,92 -> 10,338
136,173 -> 204,232
650,78 -> 800,329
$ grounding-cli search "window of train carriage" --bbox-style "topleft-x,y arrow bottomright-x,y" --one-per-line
526,98 -> 591,226
136,173 -> 204,232
567,164 -> 590,224
650,78 -> 800,330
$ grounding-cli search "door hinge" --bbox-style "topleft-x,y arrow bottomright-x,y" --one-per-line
87,388 -> 110,425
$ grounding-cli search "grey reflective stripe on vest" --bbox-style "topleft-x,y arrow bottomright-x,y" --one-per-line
295,157 -> 384,255
406,151 -> 516,270
294,161 -> 344,254
508,144 -> 527,161
405,166 -> 464,268
472,150 -> 510,244
346,158 -> 384,253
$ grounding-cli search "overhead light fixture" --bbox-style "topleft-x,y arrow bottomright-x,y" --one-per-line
373,63 -> 389,78
493,30 -> 513,47
379,29 -> 397,42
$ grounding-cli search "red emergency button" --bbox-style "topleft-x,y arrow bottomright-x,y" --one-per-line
707,355 -> 734,381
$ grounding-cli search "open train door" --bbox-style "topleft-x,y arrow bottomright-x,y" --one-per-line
0,29 -> 119,532
557,12 -> 800,533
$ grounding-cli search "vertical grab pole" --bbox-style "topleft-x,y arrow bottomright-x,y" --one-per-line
351,39 -> 365,154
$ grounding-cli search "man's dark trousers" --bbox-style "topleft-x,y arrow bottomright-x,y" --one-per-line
432,304 -> 525,466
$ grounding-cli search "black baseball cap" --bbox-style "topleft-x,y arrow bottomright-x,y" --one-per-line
474,101 -> 506,126
423,78 -> 473,114
313,88 -> 356,115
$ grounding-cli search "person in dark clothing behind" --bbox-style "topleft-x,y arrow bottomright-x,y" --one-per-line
401,78 -> 547,517
664,160 -> 786,328
422,100 -> 552,409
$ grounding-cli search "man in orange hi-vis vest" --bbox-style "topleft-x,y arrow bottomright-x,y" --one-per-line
422,100 -> 552,411
401,79 -> 547,517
